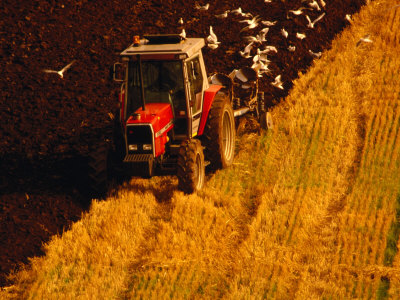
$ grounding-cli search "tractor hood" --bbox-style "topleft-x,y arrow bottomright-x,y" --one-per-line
126,103 -> 174,137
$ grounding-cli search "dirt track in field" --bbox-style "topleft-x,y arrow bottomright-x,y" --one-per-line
0,0 -> 366,286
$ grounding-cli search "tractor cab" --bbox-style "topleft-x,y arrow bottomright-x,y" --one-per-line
115,34 -> 209,141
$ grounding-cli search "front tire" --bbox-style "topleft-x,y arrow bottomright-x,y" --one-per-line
88,143 -> 109,199
203,93 -> 235,170
177,139 -> 205,194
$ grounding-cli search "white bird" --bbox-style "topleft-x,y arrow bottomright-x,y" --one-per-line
288,45 -> 296,52
178,17 -> 184,25
43,60 -> 76,78
239,50 -> 252,58
356,34 -> 373,46
239,42 -> 254,58
231,7 -> 243,15
281,28 -> 289,38
256,30 -> 268,42
207,26 -> 220,45
296,32 -> 306,40
231,7 -> 252,17
288,7 -> 308,17
246,27 -> 269,43
305,12 -> 326,28
265,0 -> 272,2
195,2 -> 209,10
309,49 -> 322,58
253,48 -> 270,64
261,20 -> 277,26
215,10 -> 230,18
345,14 -> 353,23
308,0 -> 321,11
271,75 -> 284,89
261,45 -> 278,54
319,0 -> 326,7
252,60 -> 270,76
244,35 -> 260,44
239,15 -> 261,32
180,29 -> 186,39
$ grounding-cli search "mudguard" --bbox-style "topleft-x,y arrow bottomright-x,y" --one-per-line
198,84 -> 222,136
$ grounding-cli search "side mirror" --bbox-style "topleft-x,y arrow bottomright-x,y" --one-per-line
113,62 -> 126,82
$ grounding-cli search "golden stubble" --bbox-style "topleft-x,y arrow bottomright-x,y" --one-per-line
3,1 -> 400,299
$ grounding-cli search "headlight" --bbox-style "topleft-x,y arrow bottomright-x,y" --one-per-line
143,144 -> 152,151
128,144 -> 137,151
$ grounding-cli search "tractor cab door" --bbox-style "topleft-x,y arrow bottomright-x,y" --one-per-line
185,56 -> 204,137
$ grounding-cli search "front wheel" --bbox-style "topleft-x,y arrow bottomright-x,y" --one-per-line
87,143 -> 109,199
177,139 -> 205,194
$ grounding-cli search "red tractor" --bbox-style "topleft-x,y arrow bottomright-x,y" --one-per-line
89,34 -> 269,196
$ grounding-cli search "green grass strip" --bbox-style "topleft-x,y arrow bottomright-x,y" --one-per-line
377,193 -> 400,299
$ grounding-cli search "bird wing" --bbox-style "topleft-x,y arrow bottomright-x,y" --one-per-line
43,69 -> 58,73
60,60 -> 76,73
313,12 -> 326,24
239,19 -> 251,24
305,15 -> 312,25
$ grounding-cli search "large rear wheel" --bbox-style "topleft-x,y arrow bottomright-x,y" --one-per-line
202,93 -> 235,170
177,139 -> 205,194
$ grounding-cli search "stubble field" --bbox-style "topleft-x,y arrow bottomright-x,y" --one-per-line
4,1 -> 400,299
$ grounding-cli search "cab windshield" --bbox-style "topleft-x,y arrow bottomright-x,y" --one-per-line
127,59 -> 185,117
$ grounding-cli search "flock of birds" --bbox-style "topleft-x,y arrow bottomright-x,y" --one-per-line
186,0 -> 370,90
191,0 -> 330,90
42,0 -> 373,93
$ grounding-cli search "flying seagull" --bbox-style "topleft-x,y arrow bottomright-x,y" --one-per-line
215,10 -> 230,18
261,20 -> 277,26
296,32 -> 306,40
271,75 -> 284,89
239,15 -> 261,32
308,0 -> 321,11
231,7 -> 252,17
281,28 -> 289,38
239,42 -> 254,58
43,60 -> 76,78
288,7 -> 309,18
356,34 -> 373,46
309,49 -> 322,58
305,12 -> 326,28
253,48 -> 270,64
245,27 -> 269,43
252,60 -> 270,77
195,2 -> 209,10
261,45 -> 278,54
178,17 -> 184,25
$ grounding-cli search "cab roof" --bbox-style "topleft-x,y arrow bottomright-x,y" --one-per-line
120,35 -> 205,58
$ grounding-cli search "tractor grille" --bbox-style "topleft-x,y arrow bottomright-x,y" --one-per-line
126,124 -> 154,154
123,154 -> 153,163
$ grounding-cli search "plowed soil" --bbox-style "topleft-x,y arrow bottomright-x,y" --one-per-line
0,0 -> 366,286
